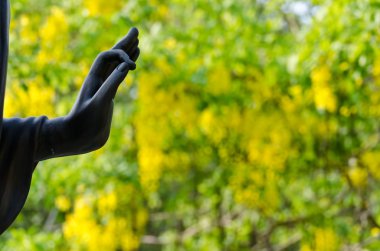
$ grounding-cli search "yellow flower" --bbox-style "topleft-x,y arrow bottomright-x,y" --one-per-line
97,191 -> 117,216
19,15 -> 38,45
313,85 -> 337,112
362,151 -> 380,180
374,57 -> 380,79
154,58 -> 173,76
311,66 -> 337,112
121,231 -> 140,251
73,197 -> 93,219
63,190 -> 147,251
37,7 -> 69,66
84,0 -> 123,17
40,7 -> 68,43
164,38 -> 177,50
199,108 -> 216,134
371,227 -> 380,237
315,228 -> 340,251
4,79 -> 55,118
55,195 -> 71,212
300,243 -> 312,251
138,147 -> 164,193
348,167 -> 367,188
207,64 -> 231,95
199,108 -> 225,143
339,106 -> 351,117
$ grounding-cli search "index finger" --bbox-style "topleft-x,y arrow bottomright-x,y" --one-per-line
112,27 -> 139,51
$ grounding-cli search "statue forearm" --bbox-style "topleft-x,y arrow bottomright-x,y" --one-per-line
35,114 -> 110,161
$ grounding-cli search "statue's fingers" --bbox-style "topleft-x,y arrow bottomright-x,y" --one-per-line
130,47 -> 140,62
91,49 -> 135,75
125,39 -> 139,56
94,63 -> 129,101
102,49 -> 134,65
128,46 -> 139,59
112,27 -> 139,51
111,49 -> 136,70
88,50 -> 135,98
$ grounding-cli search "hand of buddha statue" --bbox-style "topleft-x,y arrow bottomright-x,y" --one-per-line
35,27 -> 140,161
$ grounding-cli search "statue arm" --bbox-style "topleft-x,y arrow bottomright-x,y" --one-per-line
0,3 -> 139,234
34,28 -> 140,161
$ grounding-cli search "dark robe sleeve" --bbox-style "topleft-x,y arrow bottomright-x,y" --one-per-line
0,117 -> 47,234
0,0 -> 10,135
0,0 -> 48,234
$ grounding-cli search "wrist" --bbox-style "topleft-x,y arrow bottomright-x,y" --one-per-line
35,116 -> 68,161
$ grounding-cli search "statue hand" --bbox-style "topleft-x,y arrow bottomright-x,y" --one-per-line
35,28 -> 140,161
76,27 -> 140,103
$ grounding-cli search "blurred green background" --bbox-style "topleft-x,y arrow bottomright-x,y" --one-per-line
2,0 -> 380,250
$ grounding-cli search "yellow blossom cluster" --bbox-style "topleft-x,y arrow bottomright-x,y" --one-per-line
373,56 -> 380,82
199,108 -> 226,144
18,14 -> 39,52
361,151 -> 380,180
37,7 -> 69,67
55,195 -> 71,212
150,0 -> 170,20
301,228 -> 340,251
246,115 -> 292,171
227,109 -> 294,211
229,163 -> 280,213
314,228 -> 340,251
83,0 -> 123,17
207,64 -> 231,95
63,185 -> 147,251
347,166 -> 367,189
4,78 -> 55,117
311,66 -> 337,112
135,72 -> 167,193
135,67 -> 201,192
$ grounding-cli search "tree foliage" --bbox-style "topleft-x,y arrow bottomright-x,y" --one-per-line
2,0 -> 380,250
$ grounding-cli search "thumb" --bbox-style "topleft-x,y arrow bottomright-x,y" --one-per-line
94,62 -> 129,101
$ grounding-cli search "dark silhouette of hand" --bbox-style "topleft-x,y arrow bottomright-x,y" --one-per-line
35,27 -> 140,161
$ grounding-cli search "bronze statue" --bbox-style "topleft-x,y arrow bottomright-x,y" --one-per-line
0,0 -> 140,234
